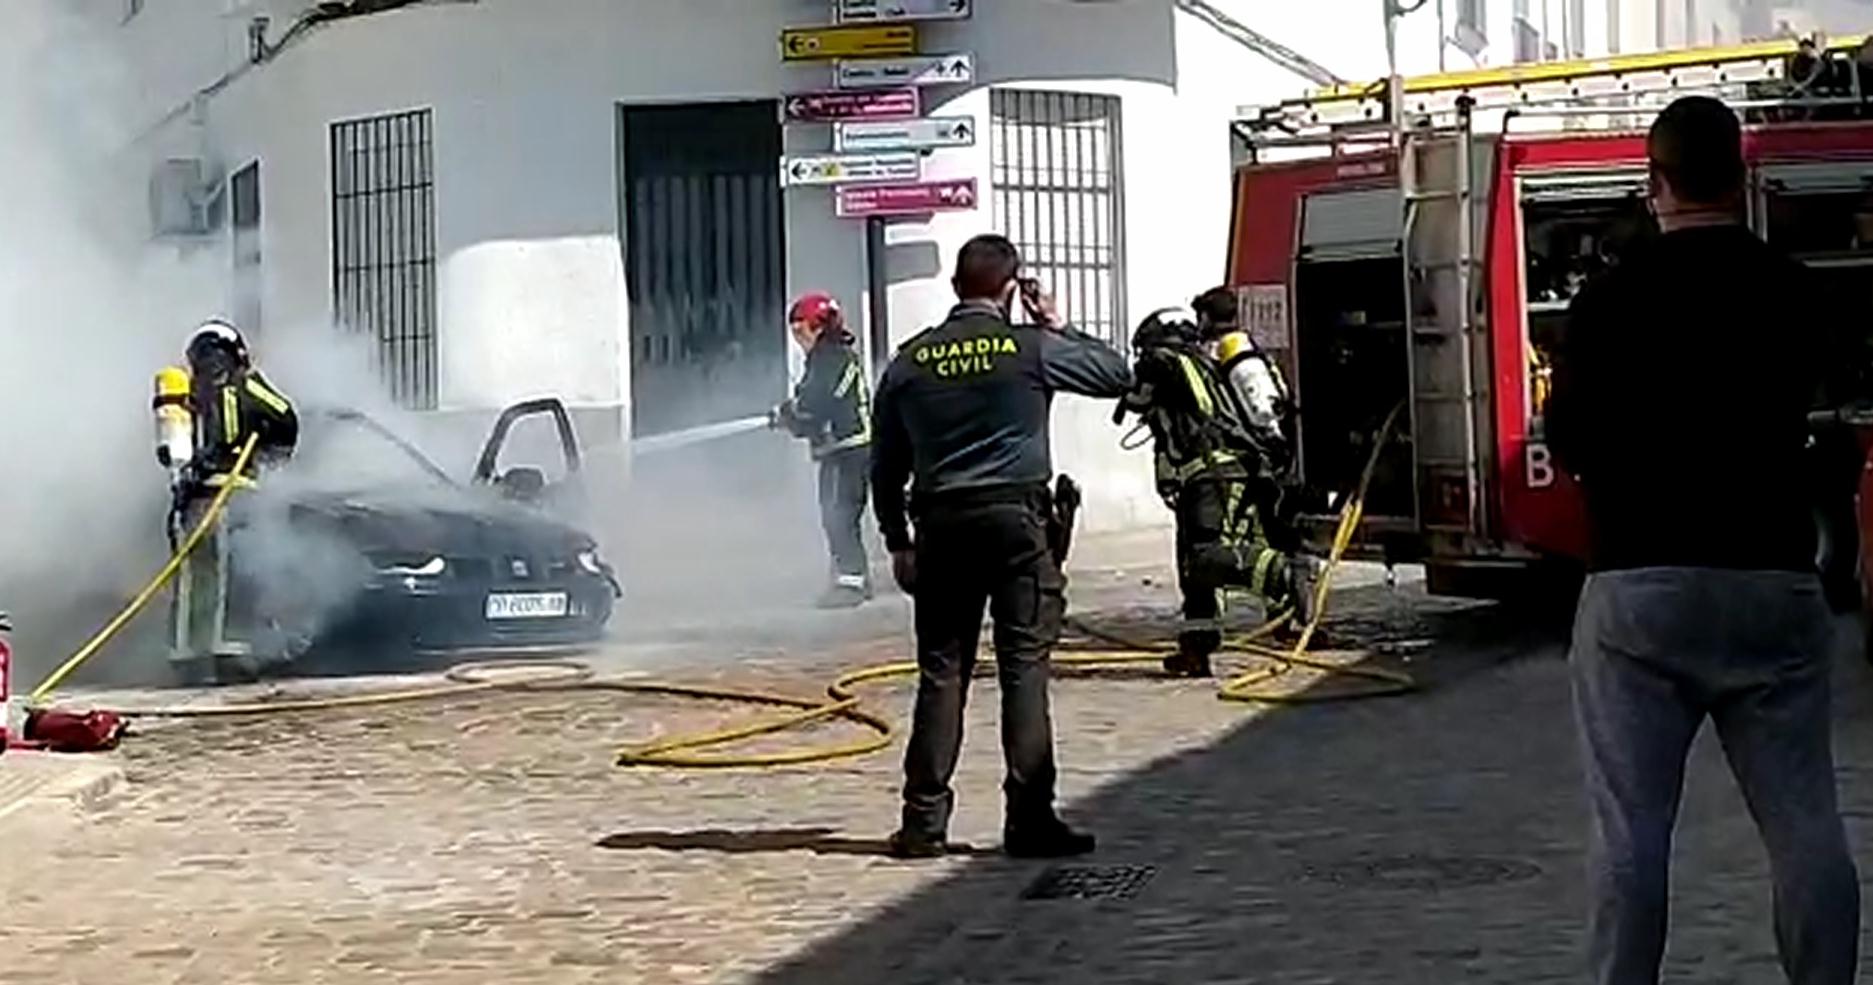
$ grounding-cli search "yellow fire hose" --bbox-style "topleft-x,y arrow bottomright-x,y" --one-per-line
28,408 -> 1412,771
29,434 -> 264,704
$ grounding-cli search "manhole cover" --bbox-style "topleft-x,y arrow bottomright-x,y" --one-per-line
1021,864 -> 1156,901
1300,855 -> 1541,891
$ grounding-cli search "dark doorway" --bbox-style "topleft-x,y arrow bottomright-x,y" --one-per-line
619,101 -> 787,438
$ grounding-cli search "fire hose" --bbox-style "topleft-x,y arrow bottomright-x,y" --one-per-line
24,407 -> 1412,769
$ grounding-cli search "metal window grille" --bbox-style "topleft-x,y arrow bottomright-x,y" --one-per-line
331,108 -> 437,410
990,89 -> 1128,349
231,161 -> 262,338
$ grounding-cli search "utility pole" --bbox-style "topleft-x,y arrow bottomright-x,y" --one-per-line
1384,0 -> 1406,148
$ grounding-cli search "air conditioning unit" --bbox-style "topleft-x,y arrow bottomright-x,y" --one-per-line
149,157 -> 220,238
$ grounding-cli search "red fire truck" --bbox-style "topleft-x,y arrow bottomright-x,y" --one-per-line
1226,33 -> 1873,599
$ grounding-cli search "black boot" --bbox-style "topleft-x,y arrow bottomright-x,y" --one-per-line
1004,817 -> 1096,859
1164,629 -> 1219,678
887,828 -> 948,859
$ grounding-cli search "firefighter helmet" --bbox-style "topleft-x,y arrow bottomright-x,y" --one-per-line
788,292 -> 843,332
185,319 -> 251,379
1130,307 -> 1203,353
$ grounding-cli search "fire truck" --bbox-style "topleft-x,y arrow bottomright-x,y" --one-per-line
1226,33 -> 1873,599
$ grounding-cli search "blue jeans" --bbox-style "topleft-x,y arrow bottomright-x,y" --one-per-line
1571,568 -> 1859,985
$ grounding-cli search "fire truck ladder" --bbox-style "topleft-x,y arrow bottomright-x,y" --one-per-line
1240,32 -> 1871,138
1399,97 -> 1492,539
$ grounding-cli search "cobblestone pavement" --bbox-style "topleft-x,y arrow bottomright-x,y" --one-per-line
1,562 -> 1869,983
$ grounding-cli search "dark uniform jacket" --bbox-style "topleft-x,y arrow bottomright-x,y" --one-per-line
871,301 -> 1133,552
779,332 -> 871,459
191,368 -> 299,482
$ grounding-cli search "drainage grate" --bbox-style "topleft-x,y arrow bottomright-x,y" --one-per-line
1300,854 -> 1541,891
1021,864 -> 1156,901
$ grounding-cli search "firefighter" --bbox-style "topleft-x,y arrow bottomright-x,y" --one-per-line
1119,306 -> 1296,678
872,234 -> 1132,859
772,292 -> 874,608
169,319 -> 298,683
1191,286 -> 1293,473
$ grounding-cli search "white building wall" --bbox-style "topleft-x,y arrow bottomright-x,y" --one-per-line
106,0 -> 1563,535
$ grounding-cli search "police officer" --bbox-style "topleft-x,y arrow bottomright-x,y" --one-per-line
772,292 -> 874,608
872,234 -> 1132,859
1120,306 -> 1295,678
171,319 -> 298,683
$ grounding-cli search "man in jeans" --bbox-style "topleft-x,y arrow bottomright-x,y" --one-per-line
1549,95 -> 1862,984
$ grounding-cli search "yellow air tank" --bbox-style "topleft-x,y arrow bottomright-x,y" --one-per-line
153,365 -> 194,470
1215,330 -> 1285,434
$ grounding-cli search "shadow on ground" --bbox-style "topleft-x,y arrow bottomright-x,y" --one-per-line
738,601 -> 1873,985
596,827 -> 997,858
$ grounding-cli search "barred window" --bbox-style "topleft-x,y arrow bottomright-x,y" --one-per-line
331,108 -> 437,410
990,89 -> 1128,349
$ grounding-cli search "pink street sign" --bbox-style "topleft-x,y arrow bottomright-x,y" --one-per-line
783,87 -> 920,123
835,178 -> 979,218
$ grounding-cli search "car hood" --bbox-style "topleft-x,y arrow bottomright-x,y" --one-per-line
286,486 -> 596,559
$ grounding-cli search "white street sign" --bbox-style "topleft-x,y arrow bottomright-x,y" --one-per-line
782,152 -> 923,187
834,52 -> 976,90
837,0 -> 971,23
835,116 -> 977,153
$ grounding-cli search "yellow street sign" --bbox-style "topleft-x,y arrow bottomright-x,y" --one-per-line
780,24 -> 917,62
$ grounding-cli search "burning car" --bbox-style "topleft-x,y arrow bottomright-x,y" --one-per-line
219,397 -> 620,677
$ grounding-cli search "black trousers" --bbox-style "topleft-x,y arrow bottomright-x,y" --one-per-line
1175,479 -> 1288,654
902,486 -> 1065,838
817,448 -> 870,582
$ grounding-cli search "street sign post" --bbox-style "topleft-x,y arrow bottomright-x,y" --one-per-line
834,52 -> 975,90
780,23 -> 917,62
783,152 -> 923,187
837,0 -> 971,22
834,116 -> 976,153
783,88 -> 921,123
836,179 -> 979,218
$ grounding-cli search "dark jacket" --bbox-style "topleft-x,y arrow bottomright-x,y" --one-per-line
780,332 -> 870,459
1548,224 -> 1862,573
871,301 -> 1133,551
191,367 -> 299,481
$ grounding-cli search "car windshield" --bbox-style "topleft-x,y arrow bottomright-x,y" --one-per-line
284,410 -> 457,493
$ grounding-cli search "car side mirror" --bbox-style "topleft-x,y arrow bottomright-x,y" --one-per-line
497,467 -> 547,503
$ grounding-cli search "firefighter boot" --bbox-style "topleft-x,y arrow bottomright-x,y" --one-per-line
1165,628 -> 1220,678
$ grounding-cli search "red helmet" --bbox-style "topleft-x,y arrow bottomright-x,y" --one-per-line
788,292 -> 843,332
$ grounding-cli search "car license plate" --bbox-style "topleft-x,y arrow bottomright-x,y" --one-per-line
485,592 -> 569,620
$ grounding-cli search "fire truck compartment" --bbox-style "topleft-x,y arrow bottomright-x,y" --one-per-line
1518,175 -> 1655,429
1292,255 -> 1415,525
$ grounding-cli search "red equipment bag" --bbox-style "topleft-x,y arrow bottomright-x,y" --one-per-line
23,709 -> 128,754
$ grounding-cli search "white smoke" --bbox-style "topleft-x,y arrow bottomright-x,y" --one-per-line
0,1 -> 203,680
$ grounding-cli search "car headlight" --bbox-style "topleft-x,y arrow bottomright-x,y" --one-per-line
576,549 -> 605,576
379,556 -> 446,577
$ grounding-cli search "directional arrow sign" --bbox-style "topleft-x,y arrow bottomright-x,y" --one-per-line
835,116 -> 977,153
782,152 -> 923,188
779,23 -> 916,62
837,0 -> 972,23
836,179 -> 980,218
783,88 -> 920,124
834,52 -> 975,90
